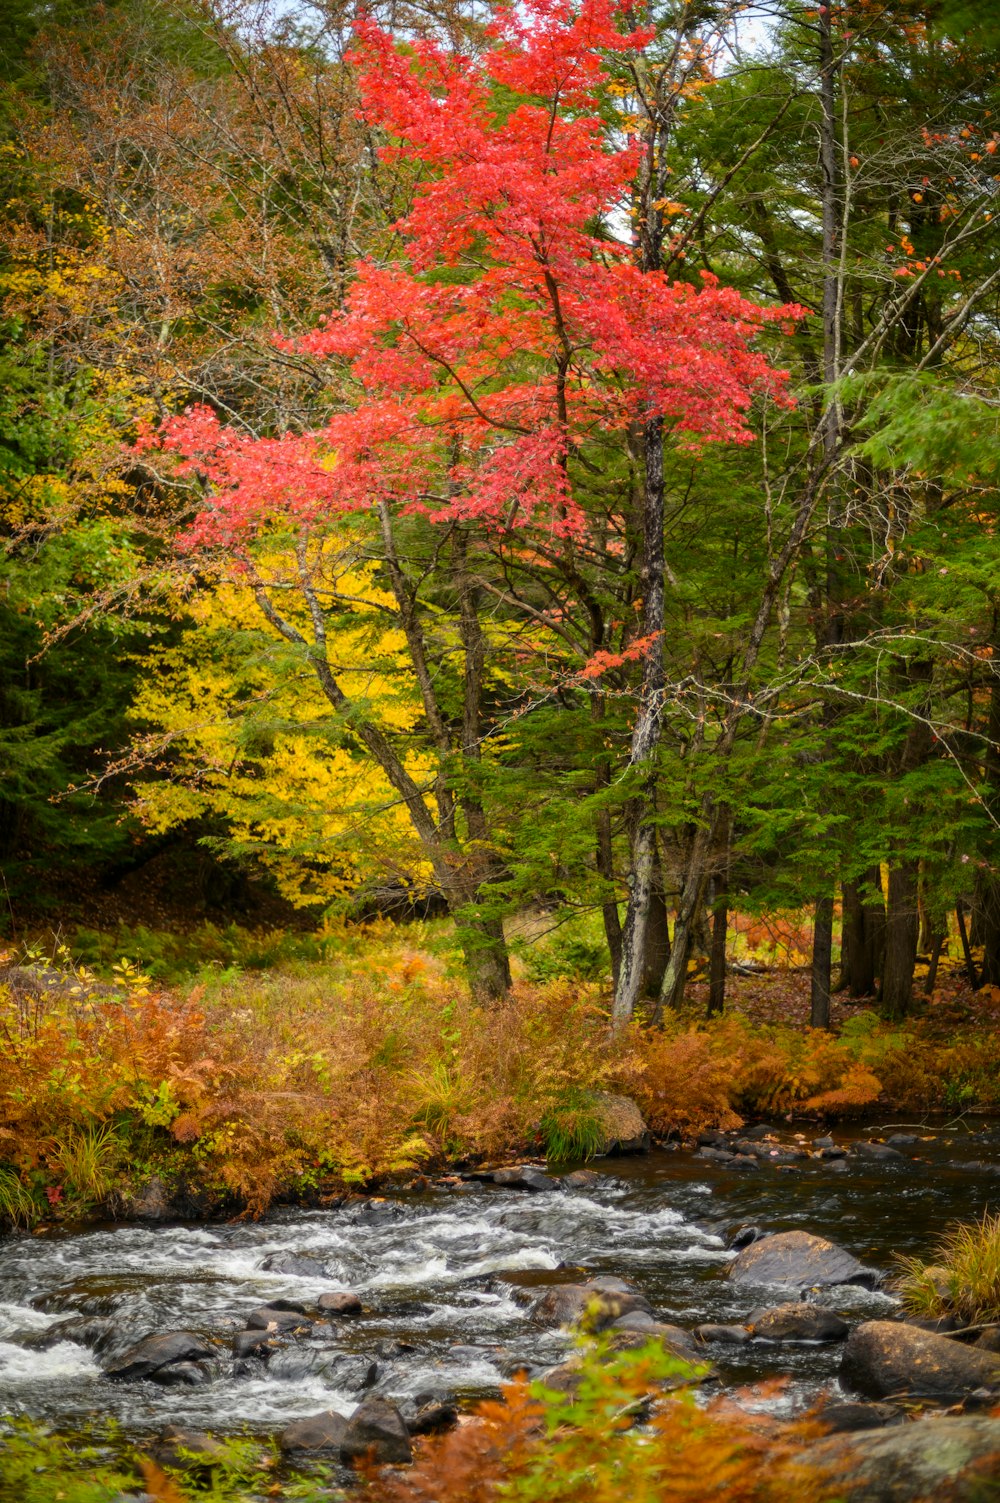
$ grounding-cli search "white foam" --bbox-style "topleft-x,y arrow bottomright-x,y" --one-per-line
0,1340 -> 99,1383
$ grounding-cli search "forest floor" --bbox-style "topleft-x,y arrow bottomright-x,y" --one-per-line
1,915 -> 999,1228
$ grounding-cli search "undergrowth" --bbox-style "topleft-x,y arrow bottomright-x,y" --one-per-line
895,1213 -> 1000,1326
2,922 -> 999,1223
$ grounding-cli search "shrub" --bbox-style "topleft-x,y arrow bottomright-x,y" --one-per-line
365,1336 -> 830,1503
895,1213 -> 1000,1325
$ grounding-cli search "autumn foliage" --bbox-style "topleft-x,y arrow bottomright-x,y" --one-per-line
149,0 -> 799,552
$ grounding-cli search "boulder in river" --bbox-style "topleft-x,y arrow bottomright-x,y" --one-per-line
34,1315 -> 119,1355
806,1415 -> 1000,1501
591,1092 -> 648,1155
103,1331 -> 216,1382
492,1166 -> 558,1192
727,1230 -> 879,1290
232,1329 -> 276,1360
259,1251 -> 326,1278
268,1347 -> 379,1389
341,1396 -> 412,1466
693,1323 -> 751,1346
317,1291 -> 364,1316
562,1169 -> 605,1190
841,1320 -> 1000,1400
852,1140 -> 907,1164
531,1280 -> 652,1331
149,1428 -> 229,1474
279,1410 -> 348,1454
818,1401 -> 902,1434
749,1302 -> 849,1343
246,1305 -> 311,1333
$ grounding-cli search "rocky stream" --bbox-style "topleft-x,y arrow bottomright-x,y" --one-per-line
2,1119 -> 1000,1496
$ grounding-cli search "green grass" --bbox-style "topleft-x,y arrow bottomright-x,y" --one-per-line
539,1090 -> 607,1167
0,1165 -> 37,1228
48,1124 -> 122,1209
895,1212 -> 1000,1325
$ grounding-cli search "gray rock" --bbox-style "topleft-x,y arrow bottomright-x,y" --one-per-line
279,1411 -> 348,1454
695,1147 -> 734,1162
814,1135 -> 835,1149
492,1166 -> 558,1192
36,1315 -> 119,1354
852,1140 -> 905,1163
317,1292 -> 363,1316
693,1323 -> 751,1346
841,1320 -> 1000,1400
151,1361 -> 213,1387
232,1329 -> 276,1359
749,1302 -> 849,1343
531,1281 -> 651,1331
246,1306 -> 311,1333
268,1347 -> 379,1389
103,1331 -> 215,1382
259,1252 -> 326,1278
562,1169 -> 604,1190
807,1415 -> 1000,1501
728,1231 -> 879,1290
886,1134 -> 919,1147
975,1327 -> 1000,1353
729,1225 -> 765,1250
341,1396 -> 412,1466
128,1178 -> 173,1222
410,1400 -> 458,1435
819,1402 -> 902,1434
149,1428 -> 228,1473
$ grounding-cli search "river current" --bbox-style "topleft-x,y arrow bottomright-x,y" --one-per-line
1,1124 -> 998,1441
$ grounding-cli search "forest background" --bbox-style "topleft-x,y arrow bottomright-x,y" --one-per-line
4,0 -> 1000,1213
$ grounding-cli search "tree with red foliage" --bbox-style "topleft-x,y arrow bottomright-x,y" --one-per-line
148,0 -> 799,1002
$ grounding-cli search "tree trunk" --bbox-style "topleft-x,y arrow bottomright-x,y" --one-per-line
642,879 -> 671,1000
612,415 -> 665,1029
975,671 -> 1000,984
707,873 -> 728,1018
811,892 -> 834,1028
957,900 -> 979,989
462,915 -> 512,1004
879,860 -> 919,1020
839,873 -> 881,996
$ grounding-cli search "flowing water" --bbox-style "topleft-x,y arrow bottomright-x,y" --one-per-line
1,1122 -> 998,1443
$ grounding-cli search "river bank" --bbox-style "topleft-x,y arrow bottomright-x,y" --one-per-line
3,1125 -> 1000,1500
3,927 -> 1000,1229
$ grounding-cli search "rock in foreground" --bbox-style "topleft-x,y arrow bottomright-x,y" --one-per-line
728,1231 -> 879,1290
340,1396 -> 412,1466
808,1415 -> 1000,1500
841,1320 -> 1000,1400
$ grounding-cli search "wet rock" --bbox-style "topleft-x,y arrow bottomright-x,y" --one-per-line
128,1177 -> 173,1222
728,1156 -> 760,1171
317,1292 -> 363,1316
591,1092 -> 648,1155
259,1252 -> 326,1278
246,1306 -> 311,1333
34,1315 -> 119,1354
279,1411 -> 348,1454
886,1134 -> 919,1147
609,1323 -> 701,1363
562,1169 -> 604,1190
149,1428 -> 228,1473
818,1402 -> 902,1434
743,1123 -> 779,1140
353,1199 -> 409,1225
530,1280 -> 652,1331
807,1415 -> 1000,1501
728,1231 -> 879,1290
260,1296 -> 309,1314
749,1302 -> 849,1343
693,1323 -> 751,1346
904,1314 -> 965,1334
826,1159 -> 849,1173
695,1147 -> 734,1163
697,1130 -> 732,1148
151,1361 -> 213,1387
612,1309 -> 657,1331
729,1225 -> 765,1250
341,1396 -> 412,1466
818,1145 -> 848,1159
975,1327 -> 1000,1353
268,1348 -> 379,1389
232,1329 -> 276,1359
103,1331 -> 216,1382
814,1135 -> 835,1149
409,1400 -> 459,1435
852,1140 -> 905,1163
492,1166 -> 558,1192
841,1320 -> 1000,1400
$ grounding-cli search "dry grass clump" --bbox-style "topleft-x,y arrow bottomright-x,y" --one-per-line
895,1214 -> 1000,1326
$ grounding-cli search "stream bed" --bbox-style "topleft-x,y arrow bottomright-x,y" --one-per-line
1,1121 -> 999,1446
